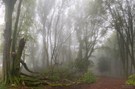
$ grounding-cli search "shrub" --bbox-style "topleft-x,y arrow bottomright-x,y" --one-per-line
126,74 -> 135,86
75,58 -> 91,73
44,65 -> 77,81
81,71 -> 96,83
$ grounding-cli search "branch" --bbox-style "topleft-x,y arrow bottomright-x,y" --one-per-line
20,60 -> 38,74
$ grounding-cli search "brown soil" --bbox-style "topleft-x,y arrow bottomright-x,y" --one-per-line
45,77 -> 134,89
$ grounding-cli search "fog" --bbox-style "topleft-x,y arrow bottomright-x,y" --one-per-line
0,0 -> 135,81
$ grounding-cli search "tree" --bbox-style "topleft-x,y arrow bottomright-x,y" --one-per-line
72,0 -> 106,73
105,0 -> 135,77
96,32 -> 124,77
37,0 -> 73,69
2,0 -> 36,84
2,0 -> 17,84
37,0 -> 55,68
16,0 -> 36,72
11,0 -> 23,81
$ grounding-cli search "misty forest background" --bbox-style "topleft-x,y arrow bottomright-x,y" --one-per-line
0,0 -> 135,86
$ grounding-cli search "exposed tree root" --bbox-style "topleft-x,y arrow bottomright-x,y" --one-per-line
20,73 -> 49,87
20,72 -> 79,87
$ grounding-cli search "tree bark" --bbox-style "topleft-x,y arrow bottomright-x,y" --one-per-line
3,0 -> 16,84
11,0 -> 23,78
13,38 -> 26,78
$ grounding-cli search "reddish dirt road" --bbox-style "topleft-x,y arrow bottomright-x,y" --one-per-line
46,77 -> 134,89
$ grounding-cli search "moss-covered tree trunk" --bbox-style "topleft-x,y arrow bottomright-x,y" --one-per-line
3,0 -> 17,84
3,0 -> 26,84
11,38 -> 26,84
11,0 -> 23,84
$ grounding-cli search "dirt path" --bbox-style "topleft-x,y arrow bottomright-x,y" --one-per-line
46,77 -> 134,89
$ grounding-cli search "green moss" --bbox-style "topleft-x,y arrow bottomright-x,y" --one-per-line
126,74 -> 135,86
49,74 -> 60,81
81,71 -> 96,83
0,82 -> 7,89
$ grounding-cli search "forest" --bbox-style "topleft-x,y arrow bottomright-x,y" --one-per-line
0,0 -> 135,89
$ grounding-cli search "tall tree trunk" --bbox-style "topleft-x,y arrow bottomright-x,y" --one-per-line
3,0 -> 16,84
11,0 -> 23,79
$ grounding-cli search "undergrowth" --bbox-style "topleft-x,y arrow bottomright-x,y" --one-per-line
126,74 -> 135,86
44,65 -> 96,86
81,71 -> 96,83
0,82 -> 7,89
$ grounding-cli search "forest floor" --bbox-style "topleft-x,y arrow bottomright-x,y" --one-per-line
10,76 -> 135,89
